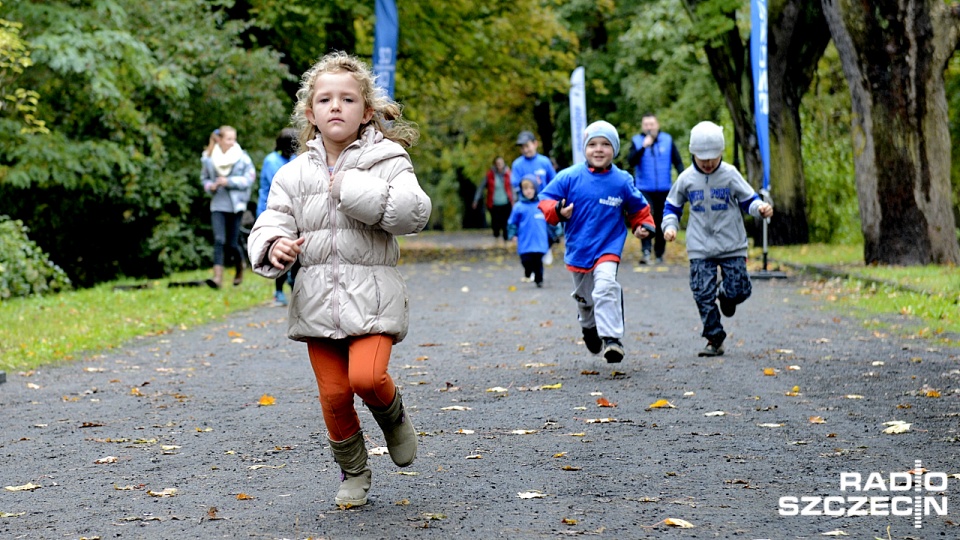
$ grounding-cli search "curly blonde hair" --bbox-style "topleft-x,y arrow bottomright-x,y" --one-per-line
293,51 -> 419,152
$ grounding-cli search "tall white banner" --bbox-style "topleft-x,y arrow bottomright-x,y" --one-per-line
569,67 -> 586,165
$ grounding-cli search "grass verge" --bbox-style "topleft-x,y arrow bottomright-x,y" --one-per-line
1,270 -> 274,372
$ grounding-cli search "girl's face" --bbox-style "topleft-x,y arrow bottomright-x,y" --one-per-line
494,157 -> 505,171
218,129 -> 236,152
305,71 -> 373,147
585,138 -> 614,169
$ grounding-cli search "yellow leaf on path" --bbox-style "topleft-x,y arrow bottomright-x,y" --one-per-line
553,452 -> 567,458
4,483 -> 41,492
130,387 -> 144,396
596,397 -> 617,408
787,365 -> 801,371
561,518 -> 578,525
27,383 -> 40,389
785,385 -> 801,396
758,423 -> 783,428
236,493 -> 254,500
882,421 -> 911,434
248,464 -> 286,470
455,429 -> 475,435
94,456 -> 118,464
508,285 -> 517,291
581,370 -> 599,375
541,383 -> 562,390
585,418 -> 616,424
561,465 -> 581,471
664,518 -> 695,528
147,488 -> 177,497
258,394 -> 276,406
517,490 -> 546,499
704,411 -> 726,417
0,512 -> 25,518
517,345 -> 525,351
486,387 -> 509,393
926,390 -> 941,398
441,405 -> 471,411
231,338 -> 245,343
775,349 -> 794,354
566,432 -> 586,437
511,429 -> 537,435
396,471 -> 419,476
763,368 -> 777,376
228,331 -> 242,337
844,394 -> 863,399
809,416 -> 826,424
465,454 -> 482,459
821,530 -> 848,536
649,399 -> 675,409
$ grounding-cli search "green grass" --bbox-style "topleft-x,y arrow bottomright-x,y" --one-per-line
1,269 -> 274,372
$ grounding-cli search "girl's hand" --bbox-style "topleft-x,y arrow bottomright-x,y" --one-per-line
270,237 -> 305,269
664,229 -> 677,242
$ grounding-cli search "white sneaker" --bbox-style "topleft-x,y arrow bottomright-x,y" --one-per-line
542,250 -> 554,266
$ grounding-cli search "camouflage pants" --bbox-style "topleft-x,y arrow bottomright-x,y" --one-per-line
689,257 -> 752,344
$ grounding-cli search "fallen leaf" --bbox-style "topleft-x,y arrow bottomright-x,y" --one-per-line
508,285 -> 517,292
775,349 -> 794,354
0,512 -> 25,518
511,429 -> 537,435
465,454 -> 482,459
561,518 -> 578,525
704,411 -> 726,417
648,399 -> 675,409
785,385 -> 801,396
26,383 -> 40,389
590,391 -> 603,396
455,429 -> 475,435
396,471 -> 419,476
130,387 -> 144,397
94,456 -> 118,464
236,493 -> 254,500
596,397 -> 617,408
553,452 -> 567,458
395,499 -> 410,506
581,370 -> 599,375
664,518 -> 695,528
763,368 -> 777,376
368,447 -> 389,456
541,383 -> 562,390
871,361 -> 884,366
258,394 -> 276,406
757,423 -> 783,428
441,406 -> 471,411
683,391 -> 695,396
821,530 -> 848,536
486,387 -> 509,393
844,394 -> 864,399
561,465 -> 581,471
566,432 -> 586,437
585,418 -> 616,423
113,484 -> 143,490
882,421 -> 911,434
228,331 -> 242,337
460,286 -> 469,293
926,389 -> 941,398
147,488 -> 177,497
787,365 -> 801,371
517,490 -> 546,499
809,416 -> 826,424
4,483 -> 41,492
248,464 -> 286,470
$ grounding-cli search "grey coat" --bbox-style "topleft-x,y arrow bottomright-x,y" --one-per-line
247,127 -> 431,343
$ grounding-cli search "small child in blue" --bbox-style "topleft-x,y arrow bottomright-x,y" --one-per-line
662,121 -> 773,357
506,175 -> 549,288
538,121 -> 655,363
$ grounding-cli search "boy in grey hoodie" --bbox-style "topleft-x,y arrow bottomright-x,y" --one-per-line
661,121 -> 773,357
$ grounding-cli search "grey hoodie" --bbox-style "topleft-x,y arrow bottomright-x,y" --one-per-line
661,161 -> 764,260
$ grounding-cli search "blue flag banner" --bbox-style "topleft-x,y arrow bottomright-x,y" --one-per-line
374,0 -> 398,99
569,67 -> 587,165
751,0 -> 770,192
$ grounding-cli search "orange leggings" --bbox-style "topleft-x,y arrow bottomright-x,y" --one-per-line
307,334 -> 397,442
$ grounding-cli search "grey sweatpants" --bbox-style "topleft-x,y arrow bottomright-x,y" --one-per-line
570,261 -> 623,339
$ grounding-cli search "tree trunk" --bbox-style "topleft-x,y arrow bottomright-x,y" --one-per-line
822,0 -> 960,264
684,0 -> 826,245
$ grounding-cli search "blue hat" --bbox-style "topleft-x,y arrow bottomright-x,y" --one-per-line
582,121 -> 620,156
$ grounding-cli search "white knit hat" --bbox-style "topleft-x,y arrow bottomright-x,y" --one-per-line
688,121 -> 725,160
582,120 -> 620,157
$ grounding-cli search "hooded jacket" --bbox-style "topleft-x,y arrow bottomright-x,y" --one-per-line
661,161 -> 763,260
247,126 -> 432,343
201,147 -> 256,214
506,181 -> 548,255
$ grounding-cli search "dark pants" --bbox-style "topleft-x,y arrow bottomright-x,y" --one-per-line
689,257 -> 752,344
640,190 -> 668,258
520,252 -> 545,284
212,210 -> 243,266
489,204 -> 512,240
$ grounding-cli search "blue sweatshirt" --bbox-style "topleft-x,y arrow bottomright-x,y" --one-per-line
507,185 -> 549,255
538,163 -> 654,270
510,154 -> 556,193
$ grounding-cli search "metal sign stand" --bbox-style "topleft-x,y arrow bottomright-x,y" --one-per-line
753,190 -> 787,280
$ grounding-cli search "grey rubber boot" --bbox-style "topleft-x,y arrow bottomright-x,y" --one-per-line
368,391 -> 418,467
328,431 -> 371,507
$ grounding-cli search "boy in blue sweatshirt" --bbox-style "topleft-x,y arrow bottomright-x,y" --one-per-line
538,121 -> 655,363
662,121 -> 774,357
507,175 -> 549,287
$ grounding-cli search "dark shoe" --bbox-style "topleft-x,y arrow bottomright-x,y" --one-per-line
535,281 -> 543,288
581,326 -> 602,354
698,341 -> 725,357
205,265 -> 224,289
367,391 -> 417,467
601,337 -> 624,363
718,295 -> 736,317
233,262 -> 244,286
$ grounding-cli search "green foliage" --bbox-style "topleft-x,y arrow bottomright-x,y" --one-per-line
0,215 -> 71,299
0,3 -> 47,134
0,0 -> 290,286
800,44 -> 861,244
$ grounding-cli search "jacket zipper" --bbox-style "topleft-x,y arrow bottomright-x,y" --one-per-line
329,158 -> 342,338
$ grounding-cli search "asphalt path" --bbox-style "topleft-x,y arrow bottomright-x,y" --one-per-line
1,249 -> 958,539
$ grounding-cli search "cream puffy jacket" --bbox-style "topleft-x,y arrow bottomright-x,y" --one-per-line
248,127 -> 431,343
